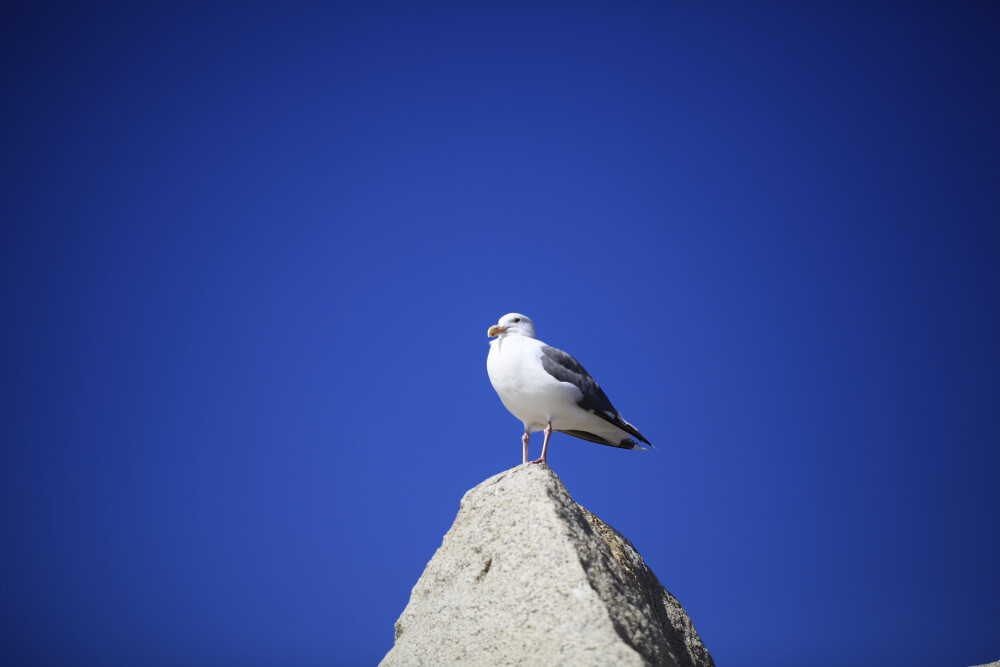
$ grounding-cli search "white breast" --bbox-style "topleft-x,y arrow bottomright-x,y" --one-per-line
487,335 -> 583,432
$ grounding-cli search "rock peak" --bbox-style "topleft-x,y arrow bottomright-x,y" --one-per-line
381,464 -> 714,667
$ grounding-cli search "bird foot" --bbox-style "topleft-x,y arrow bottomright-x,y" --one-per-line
526,458 -> 548,465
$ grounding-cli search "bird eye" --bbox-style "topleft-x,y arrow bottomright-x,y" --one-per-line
514,317 -> 521,323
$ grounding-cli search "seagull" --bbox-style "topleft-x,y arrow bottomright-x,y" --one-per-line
487,313 -> 652,465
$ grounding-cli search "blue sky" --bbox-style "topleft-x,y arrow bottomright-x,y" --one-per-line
2,3 -> 998,666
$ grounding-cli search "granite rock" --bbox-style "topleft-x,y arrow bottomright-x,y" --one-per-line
381,464 -> 714,667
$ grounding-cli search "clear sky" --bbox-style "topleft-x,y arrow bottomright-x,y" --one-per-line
2,3 -> 998,666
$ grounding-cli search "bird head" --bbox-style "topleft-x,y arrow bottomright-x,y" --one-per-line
488,313 -> 536,339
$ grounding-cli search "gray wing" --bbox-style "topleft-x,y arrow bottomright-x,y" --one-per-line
539,345 -> 651,447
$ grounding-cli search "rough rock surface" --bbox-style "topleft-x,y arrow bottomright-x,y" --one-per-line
381,464 -> 714,667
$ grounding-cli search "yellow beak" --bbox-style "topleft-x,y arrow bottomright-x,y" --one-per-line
488,325 -> 507,337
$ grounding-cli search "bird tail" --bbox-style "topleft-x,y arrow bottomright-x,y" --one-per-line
625,438 -> 656,451
558,430 -> 655,451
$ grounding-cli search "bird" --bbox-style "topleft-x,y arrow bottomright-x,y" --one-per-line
486,312 -> 652,465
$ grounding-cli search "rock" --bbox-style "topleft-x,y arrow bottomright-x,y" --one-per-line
381,464 -> 715,667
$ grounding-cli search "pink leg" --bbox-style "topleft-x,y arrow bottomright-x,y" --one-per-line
522,429 -> 530,464
529,422 -> 552,465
